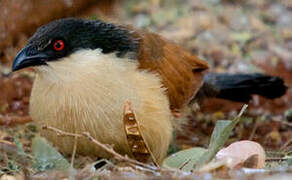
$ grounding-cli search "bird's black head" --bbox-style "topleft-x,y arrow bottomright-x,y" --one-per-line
12,18 -> 139,71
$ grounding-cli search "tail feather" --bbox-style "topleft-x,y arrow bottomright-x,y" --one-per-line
196,73 -> 287,102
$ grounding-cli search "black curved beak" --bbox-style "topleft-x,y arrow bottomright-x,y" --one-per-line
12,45 -> 48,72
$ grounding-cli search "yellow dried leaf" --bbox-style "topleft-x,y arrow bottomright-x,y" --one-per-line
123,100 -> 158,166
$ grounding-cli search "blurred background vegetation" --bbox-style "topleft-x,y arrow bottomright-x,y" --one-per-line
0,0 -> 291,179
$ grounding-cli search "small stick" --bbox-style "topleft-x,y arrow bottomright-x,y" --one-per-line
42,125 -> 158,171
266,157 -> 289,161
271,119 -> 292,127
280,138 -> 292,151
71,135 -> 78,167
42,125 -> 82,138
0,115 -> 32,126
82,132 -> 158,171
42,125 -> 80,167
249,119 -> 258,140
238,104 -> 248,117
178,158 -> 192,170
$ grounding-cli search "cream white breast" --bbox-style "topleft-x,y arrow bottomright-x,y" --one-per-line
30,49 -> 173,163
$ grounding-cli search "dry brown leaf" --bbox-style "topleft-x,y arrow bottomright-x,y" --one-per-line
123,100 -> 158,166
0,115 -> 32,126
0,139 -> 17,154
215,140 -> 265,169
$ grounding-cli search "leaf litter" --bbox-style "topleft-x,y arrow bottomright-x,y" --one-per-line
0,0 -> 292,179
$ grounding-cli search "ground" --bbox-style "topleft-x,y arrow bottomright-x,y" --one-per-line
0,0 -> 291,179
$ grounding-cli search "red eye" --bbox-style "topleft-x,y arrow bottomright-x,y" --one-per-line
53,40 -> 64,51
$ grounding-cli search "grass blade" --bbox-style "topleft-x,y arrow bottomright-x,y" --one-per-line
194,104 -> 248,169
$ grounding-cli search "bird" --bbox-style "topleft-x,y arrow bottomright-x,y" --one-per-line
12,18 -> 287,164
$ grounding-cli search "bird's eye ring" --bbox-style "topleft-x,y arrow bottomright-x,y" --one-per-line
53,40 -> 65,51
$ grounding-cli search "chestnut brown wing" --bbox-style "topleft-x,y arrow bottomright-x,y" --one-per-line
136,31 -> 209,110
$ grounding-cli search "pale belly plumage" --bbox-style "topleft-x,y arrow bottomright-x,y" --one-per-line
29,49 -> 173,163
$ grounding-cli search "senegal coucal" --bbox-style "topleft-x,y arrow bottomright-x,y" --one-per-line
12,18 -> 287,163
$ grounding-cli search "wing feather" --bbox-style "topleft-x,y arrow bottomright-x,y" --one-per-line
135,31 -> 209,110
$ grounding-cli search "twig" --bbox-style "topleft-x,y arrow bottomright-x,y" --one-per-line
271,118 -> 292,127
82,132 -> 159,171
70,119 -> 79,168
42,125 -> 82,138
178,158 -> 192,170
71,135 -> 78,167
42,125 -> 80,168
249,118 -> 258,140
0,115 -> 32,126
41,125 -> 159,172
241,33 -> 264,55
266,157 -> 289,161
280,138 -> 292,151
238,104 -> 248,117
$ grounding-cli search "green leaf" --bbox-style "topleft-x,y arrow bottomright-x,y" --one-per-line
209,120 -> 231,149
285,155 -> 292,167
195,105 -> 248,169
162,147 -> 207,171
231,32 -> 252,43
14,138 -> 26,156
32,136 -> 70,171
7,160 -> 19,172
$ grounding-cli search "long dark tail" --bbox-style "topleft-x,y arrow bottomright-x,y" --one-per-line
196,73 -> 287,102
